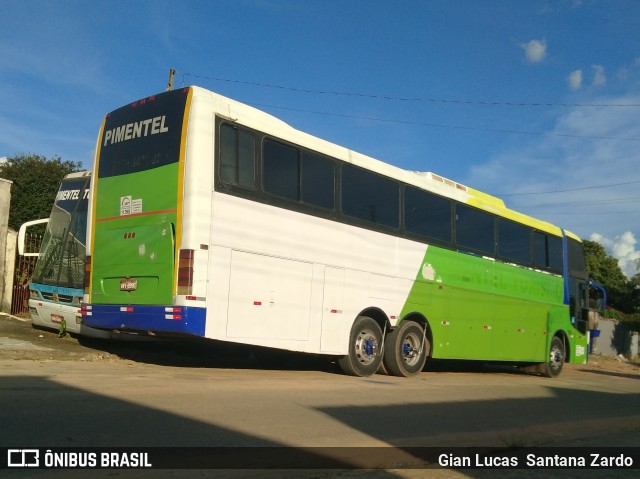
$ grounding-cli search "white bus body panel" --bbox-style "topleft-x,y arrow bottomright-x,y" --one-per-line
204,193 -> 426,354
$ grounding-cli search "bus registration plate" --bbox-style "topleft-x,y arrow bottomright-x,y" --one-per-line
120,278 -> 138,291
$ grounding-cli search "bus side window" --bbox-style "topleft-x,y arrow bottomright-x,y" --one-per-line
547,235 -> 563,273
219,123 -> 255,189
301,152 -> 335,210
404,186 -> 452,243
341,164 -> 399,229
533,231 -> 547,268
497,219 -> 532,265
263,139 -> 300,200
455,204 -> 495,256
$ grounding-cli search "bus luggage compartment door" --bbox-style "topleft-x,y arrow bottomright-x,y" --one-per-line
226,250 -> 312,342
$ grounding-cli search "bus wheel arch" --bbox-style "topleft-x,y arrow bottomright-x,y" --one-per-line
383,314 -> 431,377
338,312 -> 386,377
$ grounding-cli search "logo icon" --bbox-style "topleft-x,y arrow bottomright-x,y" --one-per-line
8,449 -> 40,467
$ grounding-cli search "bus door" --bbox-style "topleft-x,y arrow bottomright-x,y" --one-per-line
566,237 -> 589,335
567,271 -> 589,335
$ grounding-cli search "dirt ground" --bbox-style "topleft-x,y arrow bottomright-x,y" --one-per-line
1,313 -> 639,377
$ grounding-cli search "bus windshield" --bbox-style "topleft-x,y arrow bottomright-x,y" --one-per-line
32,175 -> 90,289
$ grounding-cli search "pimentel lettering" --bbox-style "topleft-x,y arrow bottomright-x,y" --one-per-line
103,116 -> 168,147
56,189 -> 89,201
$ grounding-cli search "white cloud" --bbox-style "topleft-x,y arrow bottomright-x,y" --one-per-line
521,39 -> 547,63
591,65 -> 607,87
464,93 -> 640,244
591,232 -> 640,278
568,69 -> 583,91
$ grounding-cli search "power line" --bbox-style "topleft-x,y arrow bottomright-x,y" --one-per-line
498,180 -> 640,196
533,210 -> 640,216
526,197 -> 640,208
253,102 -> 640,142
182,72 -> 640,108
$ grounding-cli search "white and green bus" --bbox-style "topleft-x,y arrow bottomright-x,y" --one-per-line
83,86 -> 599,377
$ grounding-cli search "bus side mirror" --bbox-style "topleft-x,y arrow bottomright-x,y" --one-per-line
17,218 -> 49,256
588,280 -> 607,314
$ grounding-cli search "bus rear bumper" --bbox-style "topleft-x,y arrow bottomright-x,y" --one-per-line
82,304 -> 206,337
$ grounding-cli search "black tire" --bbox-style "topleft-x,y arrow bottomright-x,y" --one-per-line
541,336 -> 565,378
338,316 -> 383,377
383,321 -> 429,377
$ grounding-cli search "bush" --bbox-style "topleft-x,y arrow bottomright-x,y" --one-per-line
603,309 -> 640,333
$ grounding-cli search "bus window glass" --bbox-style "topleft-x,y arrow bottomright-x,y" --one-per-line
263,139 -> 300,201
238,130 -> 256,187
548,235 -> 564,272
301,152 -> 334,210
404,186 -> 452,243
498,219 -> 532,264
220,124 -> 255,188
455,204 -> 495,255
342,164 -> 399,228
567,238 -> 586,274
533,231 -> 547,268
220,124 -> 238,184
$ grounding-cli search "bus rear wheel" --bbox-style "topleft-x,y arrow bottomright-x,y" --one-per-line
541,336 -> 565,378
383,321 -> 428,377
338,316 -> 383,377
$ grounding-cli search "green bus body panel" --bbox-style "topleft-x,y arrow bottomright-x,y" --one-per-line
400,244 -> 582,363
91,164 -> 178,305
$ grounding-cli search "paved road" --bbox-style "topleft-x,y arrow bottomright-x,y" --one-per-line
1,314 -> 639,478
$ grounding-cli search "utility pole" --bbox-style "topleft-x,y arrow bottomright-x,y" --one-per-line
166,68 -> 176,91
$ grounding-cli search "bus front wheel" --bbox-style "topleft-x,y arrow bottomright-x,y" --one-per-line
383,321 -> 429,377
541,336 -> 565,378
338,316 -> 383,377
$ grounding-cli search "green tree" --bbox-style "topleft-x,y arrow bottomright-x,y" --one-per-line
0,154 -> 82,231
584,239 -> 637,314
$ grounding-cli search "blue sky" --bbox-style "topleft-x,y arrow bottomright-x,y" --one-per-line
1,0 -> 639,276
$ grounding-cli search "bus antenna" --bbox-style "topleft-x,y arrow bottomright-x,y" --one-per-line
166,68 -> 176,91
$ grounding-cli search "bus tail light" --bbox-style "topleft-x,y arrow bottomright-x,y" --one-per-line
177,249 -> 194,295
84,255 -> 91,295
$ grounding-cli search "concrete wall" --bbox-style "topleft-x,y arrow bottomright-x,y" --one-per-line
0,178 -> 13,313
591,317 -> 639,359
2,229 -> 16,312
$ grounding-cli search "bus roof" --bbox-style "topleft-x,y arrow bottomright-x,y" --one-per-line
63,170 -> 91,180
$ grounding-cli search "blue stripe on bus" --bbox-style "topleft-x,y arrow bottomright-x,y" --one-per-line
561,230 -> 570,306
84,305 -> 206,337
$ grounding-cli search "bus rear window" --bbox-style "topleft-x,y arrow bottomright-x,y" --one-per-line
98,89 -> 188,178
